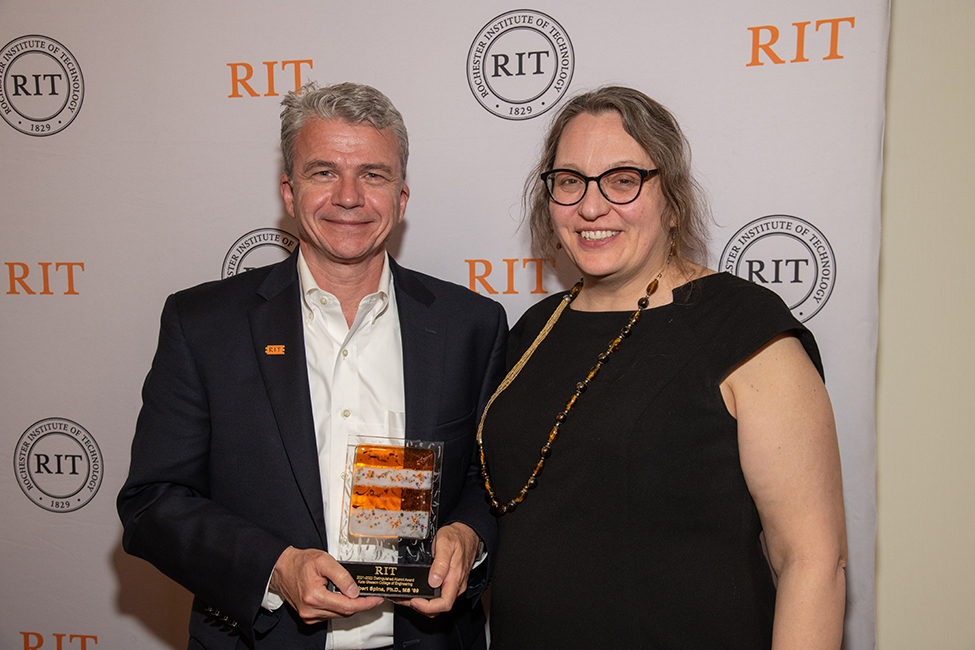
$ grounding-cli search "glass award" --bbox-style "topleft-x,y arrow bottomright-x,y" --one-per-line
335,437 -> 443,598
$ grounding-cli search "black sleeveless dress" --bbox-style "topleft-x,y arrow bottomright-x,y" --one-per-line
482,273 -> 822,649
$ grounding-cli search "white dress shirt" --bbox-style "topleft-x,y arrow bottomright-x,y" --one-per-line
268,249 -> 405,649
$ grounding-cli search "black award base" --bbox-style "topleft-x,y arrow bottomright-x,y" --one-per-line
340,562 -> 441,598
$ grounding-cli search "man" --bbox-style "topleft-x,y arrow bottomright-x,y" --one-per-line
118,81 -> 506,650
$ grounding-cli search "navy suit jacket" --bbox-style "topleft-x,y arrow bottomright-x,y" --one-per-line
118,249 -> 506,650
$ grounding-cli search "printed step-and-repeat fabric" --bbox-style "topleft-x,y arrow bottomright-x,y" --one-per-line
1,2 -> 885,648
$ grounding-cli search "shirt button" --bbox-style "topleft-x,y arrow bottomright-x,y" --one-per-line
341,349 -> 349,357
306,312 -> 314,322
342,409 -> 351,418
320,296 -> 328,305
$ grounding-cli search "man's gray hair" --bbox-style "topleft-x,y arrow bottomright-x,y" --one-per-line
280,81 -> 409,179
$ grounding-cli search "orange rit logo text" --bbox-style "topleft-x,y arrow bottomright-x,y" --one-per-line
465,258 -> 554,295
747,17 -> 855,66
5,262 -> 84,295
20,632 -> 97,650
227,59 -> 313,98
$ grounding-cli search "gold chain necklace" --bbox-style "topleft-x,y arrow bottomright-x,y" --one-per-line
476,261 -> 669,516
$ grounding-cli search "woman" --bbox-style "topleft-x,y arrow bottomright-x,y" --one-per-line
477,87 -> 847,648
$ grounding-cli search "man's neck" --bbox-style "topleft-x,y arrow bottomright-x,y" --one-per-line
305,249 -> 387,328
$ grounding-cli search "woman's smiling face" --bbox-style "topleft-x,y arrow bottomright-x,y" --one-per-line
550,111 -> 674,293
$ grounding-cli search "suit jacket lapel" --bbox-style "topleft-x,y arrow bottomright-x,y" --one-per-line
249,250 -> 326,548
391,259 -> 444,442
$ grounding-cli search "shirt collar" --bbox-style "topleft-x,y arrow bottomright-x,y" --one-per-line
296,248 -> 393,324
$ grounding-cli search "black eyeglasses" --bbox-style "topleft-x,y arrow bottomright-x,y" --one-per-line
541,167 -> 659,206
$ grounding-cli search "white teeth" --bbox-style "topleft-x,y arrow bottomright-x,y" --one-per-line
581,230 -> 619,241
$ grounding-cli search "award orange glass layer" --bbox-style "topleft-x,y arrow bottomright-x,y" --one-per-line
336,440 -> 443,598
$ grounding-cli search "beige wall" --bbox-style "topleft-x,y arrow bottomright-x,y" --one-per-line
878,1 -> 975,647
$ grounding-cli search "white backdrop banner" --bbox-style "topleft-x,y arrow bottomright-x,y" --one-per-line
0,1 -> 885,648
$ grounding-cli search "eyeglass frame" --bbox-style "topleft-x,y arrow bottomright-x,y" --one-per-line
540,166 -> 660,206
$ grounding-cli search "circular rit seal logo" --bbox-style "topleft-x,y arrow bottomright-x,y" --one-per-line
14,418 -> 103,512
720,215 -> 836,322
467,10 -> 574,121
222,228 -> 299,279
0,35 -> 84,136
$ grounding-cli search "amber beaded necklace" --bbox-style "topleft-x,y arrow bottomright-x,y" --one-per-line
476,257 -> 671,516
